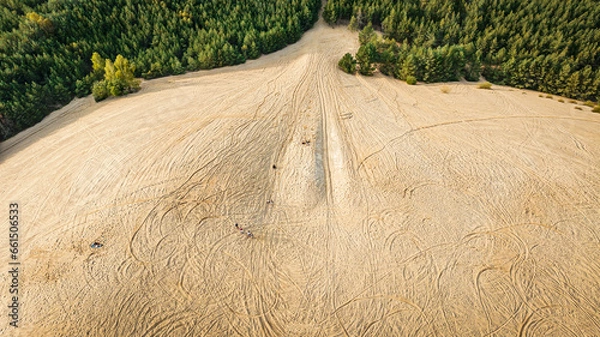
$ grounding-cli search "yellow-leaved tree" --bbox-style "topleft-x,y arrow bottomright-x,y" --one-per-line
92,54 -> 140,101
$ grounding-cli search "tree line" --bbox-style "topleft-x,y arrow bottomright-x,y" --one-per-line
0,0 -> 320,140
339,23 -> 481,83
328,0 -> 600,103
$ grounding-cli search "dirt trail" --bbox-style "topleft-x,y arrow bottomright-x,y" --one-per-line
1,19 -> 600,336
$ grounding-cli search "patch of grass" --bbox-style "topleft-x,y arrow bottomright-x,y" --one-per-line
406,76 -> 417,85
538,94 -> 544,97
440,85 -> 450,93
584,101 -> 595,107
569,100 -> 577,104
574,106 -> 582,110
477,82 -> 492,89
593,105 -> 600,113
545,94 -> 553,99
558,98 -> 564,103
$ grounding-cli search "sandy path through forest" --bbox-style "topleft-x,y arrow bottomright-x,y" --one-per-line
1,18 -> 600,336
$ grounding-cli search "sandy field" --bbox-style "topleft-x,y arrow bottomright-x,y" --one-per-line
1,19 -> 600,336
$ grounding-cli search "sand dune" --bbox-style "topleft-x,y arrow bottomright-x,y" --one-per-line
1,19 -> 600,336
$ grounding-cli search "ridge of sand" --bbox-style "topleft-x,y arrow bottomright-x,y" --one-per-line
1,19 -> 600,336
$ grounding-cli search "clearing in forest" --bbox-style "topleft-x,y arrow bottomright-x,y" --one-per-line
1,19 -> 600,336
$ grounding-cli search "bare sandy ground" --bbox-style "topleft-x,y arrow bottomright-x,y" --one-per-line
1,19 -> 600,336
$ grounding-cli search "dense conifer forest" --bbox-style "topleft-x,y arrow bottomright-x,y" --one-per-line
326,0 -> 600,104
2,0 -> 599,141
0,0 -> 320,140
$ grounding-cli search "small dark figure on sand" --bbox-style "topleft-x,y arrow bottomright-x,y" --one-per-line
90,242 -> 103,249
